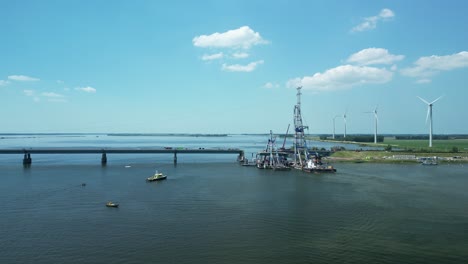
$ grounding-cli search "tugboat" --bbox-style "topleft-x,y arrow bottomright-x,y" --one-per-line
302,153 -> 337,173
106,201 -> 119,208
146,170 -> 167,181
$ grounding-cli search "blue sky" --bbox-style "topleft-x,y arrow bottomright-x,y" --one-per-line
1,0 -> 467,134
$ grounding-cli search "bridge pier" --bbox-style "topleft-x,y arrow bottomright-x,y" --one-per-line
173,152 -> 177,165
101,153 -> 107,166
23,153 -> 32,166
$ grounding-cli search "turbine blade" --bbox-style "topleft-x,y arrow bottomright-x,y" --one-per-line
430,95 -> 444,105
375,105 -> 378,113
375,113 -> 379,123
417,96 -> 430,105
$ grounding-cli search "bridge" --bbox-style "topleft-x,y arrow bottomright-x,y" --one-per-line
0,148 -> 245,165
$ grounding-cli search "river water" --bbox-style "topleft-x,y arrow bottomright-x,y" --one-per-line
0,134 -> 467,264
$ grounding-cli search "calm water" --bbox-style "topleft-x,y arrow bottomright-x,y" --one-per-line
0,135 -> 467,264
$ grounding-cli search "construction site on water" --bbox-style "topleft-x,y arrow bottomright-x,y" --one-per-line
240,87 -> 337,173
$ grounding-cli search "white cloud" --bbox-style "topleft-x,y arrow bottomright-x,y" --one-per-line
286,65 -> 393,91
56,80 -> 64,84
401,51 -> 468,78
263,82 -> 280,89
24,90 -> 35,96
42,92 -> 64,98
202,52 -> 224,61
347,48 -> 404,65
222,60 -> 264,72
75,86 -> 97,93
379,8 -> 395,19
8,75 -> 40,81
232,52 -> 249,59
351,8 -> 395,32
193,26 -> 268,49
33,97 -> 40,102
0,80 -> 9,86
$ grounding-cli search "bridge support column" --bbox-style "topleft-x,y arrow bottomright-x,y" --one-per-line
173,152 -> 177,165
101,153 -> 107,166
23,153 -> 32,166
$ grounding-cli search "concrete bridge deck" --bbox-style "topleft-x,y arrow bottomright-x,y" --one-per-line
0,147 -> 245,165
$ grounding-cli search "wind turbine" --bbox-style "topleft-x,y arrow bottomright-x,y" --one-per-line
332,115 -> 341,139
343,110 -> 348,138
364,106 -> 378,144
417,95 -> 443,147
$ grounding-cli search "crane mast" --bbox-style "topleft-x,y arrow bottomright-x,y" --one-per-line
293,87 -> 309,167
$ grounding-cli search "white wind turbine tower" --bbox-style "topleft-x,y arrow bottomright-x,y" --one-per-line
332,115 -> 341,139
364,106 -> 378,144
343,110 -> 348,138
417,95 -> 443,147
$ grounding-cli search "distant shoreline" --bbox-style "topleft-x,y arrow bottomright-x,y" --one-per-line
107,133 -> 228,137
0,133 -> 229,138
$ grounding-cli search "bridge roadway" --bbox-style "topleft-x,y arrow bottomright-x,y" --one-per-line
0,147 -> 245,165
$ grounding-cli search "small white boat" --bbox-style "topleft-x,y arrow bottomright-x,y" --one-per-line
146,170 -> 167,181
106,201 -> 119,208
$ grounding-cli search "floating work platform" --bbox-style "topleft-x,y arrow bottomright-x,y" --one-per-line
0,147 -> 245,166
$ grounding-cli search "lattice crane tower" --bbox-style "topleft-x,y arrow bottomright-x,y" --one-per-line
293,87 -> 309,166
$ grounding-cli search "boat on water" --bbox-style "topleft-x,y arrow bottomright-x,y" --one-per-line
146,170 -> 167,181
420,157 -> 438,166
422,159 -> 438,166
302,154 -> 336,173
106,201 -> 119,208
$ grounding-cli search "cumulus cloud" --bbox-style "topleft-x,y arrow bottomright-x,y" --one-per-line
347,48 -> 404,65
400,51 -> 468,80
202,52 -> 224,61
8,75 -> 40,81
75,86 -> 97,93
351,8 -> 395,32
286,65 -> 393,91
232,52 -> 249,59
0,80 -> 9,86
222,60 -> 264,72
193,26 -> 268,49
263,82 -> 280,89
